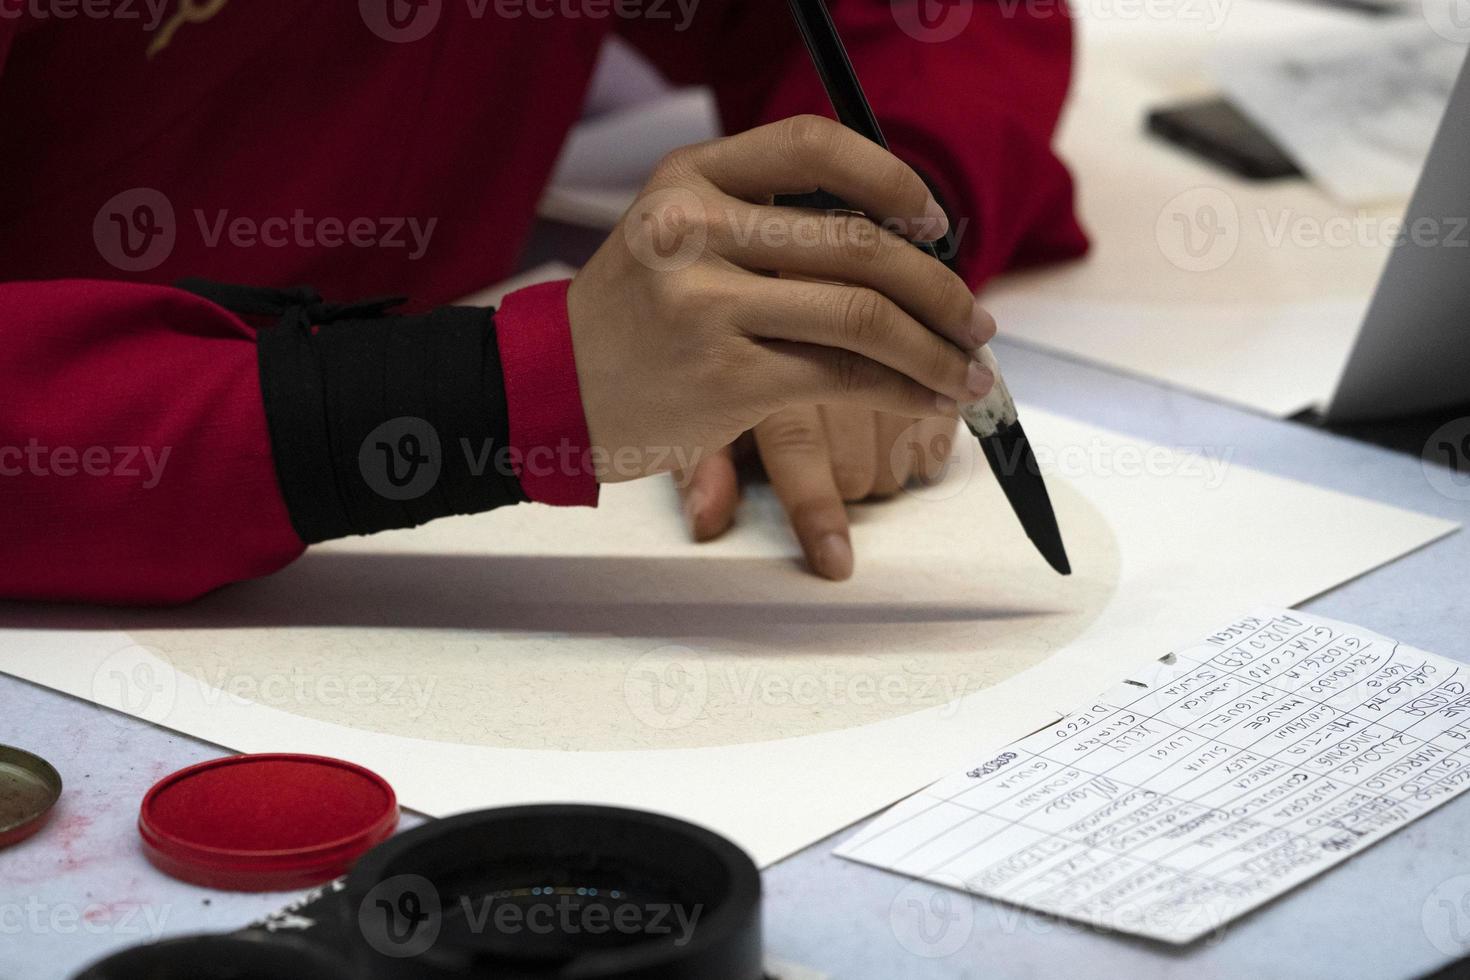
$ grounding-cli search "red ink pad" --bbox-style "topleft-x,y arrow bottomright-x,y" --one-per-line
139,753 -> 398,891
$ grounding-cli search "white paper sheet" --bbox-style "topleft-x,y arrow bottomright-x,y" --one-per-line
540,88 -> 719,229
0,412 -> 1455,867
987,0 -> 1400,418
1212,19 -> 1465,207
838,608 -> 1470,944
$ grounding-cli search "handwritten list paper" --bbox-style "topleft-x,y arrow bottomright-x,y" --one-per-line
837,609 -> 1470,943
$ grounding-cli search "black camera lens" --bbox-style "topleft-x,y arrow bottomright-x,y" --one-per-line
343,805 -> 763,980
72,933 -> 354,980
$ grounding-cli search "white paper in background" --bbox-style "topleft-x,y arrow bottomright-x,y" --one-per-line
541,87 -> 720,229
0,411 -> 1455,868
580,35 -> 675,119
1211,18 -> 1466,207
982,294 -> 1369,419
838,608 -> 1470,944
984,0 -> 1401,418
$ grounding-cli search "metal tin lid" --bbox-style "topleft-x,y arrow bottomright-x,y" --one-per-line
138,753 -> 398,892
0,745 -> 62,849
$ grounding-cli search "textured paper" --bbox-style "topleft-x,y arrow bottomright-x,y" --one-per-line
0,411 -> 1454,867
838,608 -> 1470,944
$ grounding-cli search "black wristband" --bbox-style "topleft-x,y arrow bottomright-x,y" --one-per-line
179,279 -> 527,545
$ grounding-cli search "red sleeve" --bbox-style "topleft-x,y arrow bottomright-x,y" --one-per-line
617,0 -> 1088,288
494,279 -> 599,508
0,277 -> 596,605
0,280 -> 305,605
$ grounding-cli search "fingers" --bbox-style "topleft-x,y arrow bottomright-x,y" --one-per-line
717,206 -> 992,351
743,277 -> 993,405
679,115 -> 948,241
821,406 -> 878,502
754,406 -> 854,581
872,412 -> 915,497
876,415 -> 958,494
759,340 -> 957,420
819,409 -> 961,503
913,415 -> 959,485
676,447 -> 740,542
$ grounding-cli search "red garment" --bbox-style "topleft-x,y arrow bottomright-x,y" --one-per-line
496,279 -> 598,507
0,2 -> 1086,604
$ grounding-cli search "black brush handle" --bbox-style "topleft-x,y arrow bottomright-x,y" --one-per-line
783,0 -> 944,262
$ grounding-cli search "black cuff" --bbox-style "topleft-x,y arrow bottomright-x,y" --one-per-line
178,279 -> 528,545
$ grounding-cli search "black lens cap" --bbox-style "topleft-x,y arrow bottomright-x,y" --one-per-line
343,805 -> 763,979
72,933 -> 354,979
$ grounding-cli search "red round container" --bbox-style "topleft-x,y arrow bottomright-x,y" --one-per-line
139,753 -> 398,891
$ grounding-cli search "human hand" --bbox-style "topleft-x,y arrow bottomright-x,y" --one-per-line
676,407 -> 964,580
566,114 -> 995,484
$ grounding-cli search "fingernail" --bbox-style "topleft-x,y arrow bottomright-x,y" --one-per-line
935,393 -> 958,416
817,533 -> 854,580
966,361 -> 995,398
923,198 -> 950,241
969,305 -> 997,350
683,489 -> 708,537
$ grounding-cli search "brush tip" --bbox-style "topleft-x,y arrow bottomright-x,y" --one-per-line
978,423 -> 1073,577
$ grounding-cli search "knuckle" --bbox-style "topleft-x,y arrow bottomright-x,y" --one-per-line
703,339 -> 749,388
761,416 -> 825,457
888,158 -> 921,200
651,145 -> 701,185
707,291 -> 757,338
624,186 -> 715,274
665,197 -> 710,238
668,267 -> 723,314
933,266 -> 975,332
832,214 -> 885,265
832,348 -> 873,396
783,114 -> 839,169
930,342 -> 963,391
837,288 -> 886,348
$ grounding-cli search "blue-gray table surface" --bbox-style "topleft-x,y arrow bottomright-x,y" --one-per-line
2,333 -> 1466,980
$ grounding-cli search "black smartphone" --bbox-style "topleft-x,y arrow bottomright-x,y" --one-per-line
1147,96 -> 1304,181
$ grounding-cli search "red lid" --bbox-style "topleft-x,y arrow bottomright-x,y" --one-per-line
139,753 -> 398,892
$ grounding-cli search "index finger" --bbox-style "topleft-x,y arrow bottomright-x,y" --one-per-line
681,115 -> 949,241
754,405 -> 855,581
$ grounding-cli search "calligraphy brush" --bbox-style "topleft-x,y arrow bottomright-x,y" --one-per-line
782,0 -> 1071,575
